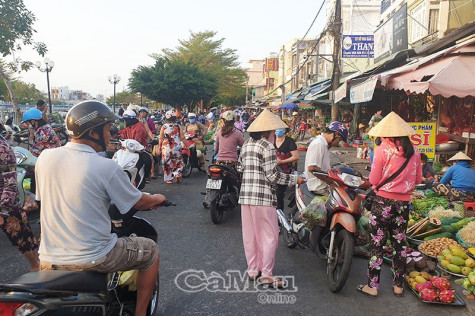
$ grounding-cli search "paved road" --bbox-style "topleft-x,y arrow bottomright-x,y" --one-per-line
0,147 -> 473,315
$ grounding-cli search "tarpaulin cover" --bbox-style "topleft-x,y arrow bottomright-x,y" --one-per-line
280,102 -> 299,110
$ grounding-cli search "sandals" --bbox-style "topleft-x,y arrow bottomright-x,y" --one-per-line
393,286 -> 404,297
356,284 -> 377,298
166,180 -> 173,184
248,272 -> 261,281
258,276 -> 286,288
176,177 -> 181,184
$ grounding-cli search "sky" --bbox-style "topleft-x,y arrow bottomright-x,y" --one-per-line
17,0 -> 328,98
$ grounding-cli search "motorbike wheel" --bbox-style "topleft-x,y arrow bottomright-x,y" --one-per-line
182,156 -> 192,178
57,131 -> 69,146
209,191 -> 224,224
327,229 -> 354,293
146,274 -> 160,316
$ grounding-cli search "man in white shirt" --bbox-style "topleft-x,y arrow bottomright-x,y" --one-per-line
305,122 -> 348,195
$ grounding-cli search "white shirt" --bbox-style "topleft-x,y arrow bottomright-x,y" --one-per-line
304,135 -> 331,192
206,112 -> 214,120
36,142 -> 142,264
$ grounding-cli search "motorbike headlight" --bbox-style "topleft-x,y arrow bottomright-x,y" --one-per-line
13,302 -> 39,316
14,151 -> 28,165
338,173 -> 364,187
125,158 -> 138,169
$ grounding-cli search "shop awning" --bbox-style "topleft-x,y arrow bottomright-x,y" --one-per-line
280,102 -> 299,110
304,80 -> 331,100
378,38 -> 475,98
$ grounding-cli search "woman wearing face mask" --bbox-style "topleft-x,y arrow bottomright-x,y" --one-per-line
274,128 -> 299,211
239,109 -> 306,287
185,113 -> 208,169
21,109 -> 61,157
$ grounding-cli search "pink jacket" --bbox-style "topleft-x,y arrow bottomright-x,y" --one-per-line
369,140 -> 422,201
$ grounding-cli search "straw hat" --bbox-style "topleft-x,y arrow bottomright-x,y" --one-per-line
448,151 -> 472,161
247,109 -> 288,132
359,123 -> 365,129
367,111 -> 416,137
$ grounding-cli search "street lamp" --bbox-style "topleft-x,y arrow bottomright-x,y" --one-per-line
108,74 -> 121,113
35,57 -> 55,114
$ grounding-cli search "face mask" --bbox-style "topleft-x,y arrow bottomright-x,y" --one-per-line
189,118 -> 196,124
275,129 -> 286,137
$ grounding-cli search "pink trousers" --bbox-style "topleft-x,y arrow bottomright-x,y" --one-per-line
241,204 -> 279,277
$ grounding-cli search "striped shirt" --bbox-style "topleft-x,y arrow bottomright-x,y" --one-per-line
238,137 -> 297,207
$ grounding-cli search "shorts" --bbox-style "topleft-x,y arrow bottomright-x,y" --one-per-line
40,237 -> 159,272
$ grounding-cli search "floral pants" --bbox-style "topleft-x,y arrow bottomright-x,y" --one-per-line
433,183 -> 475,202
367,196 -> 410,289
162,144 -> 183,182
0,208 -> 39,254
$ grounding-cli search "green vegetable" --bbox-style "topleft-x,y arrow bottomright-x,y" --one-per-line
424,189 -> 437,198
441,225 -> 459,234
451,218 -> 475,230
439,217 -> 461,225
424,232 -> 454,241
433,162 -> 442,172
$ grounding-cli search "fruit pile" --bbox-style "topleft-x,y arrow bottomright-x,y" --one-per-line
455,271 -> 475,297
406,272 -> 457,303
419,237 -> 462,257
437,245 -> 474,275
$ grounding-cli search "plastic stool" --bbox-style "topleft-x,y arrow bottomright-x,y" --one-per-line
465,201 -> 475,217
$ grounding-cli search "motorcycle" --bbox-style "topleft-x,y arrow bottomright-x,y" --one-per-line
181,132 -> 206,178
50,123 -> 69,146
13,146 -> 38,212
0,200 -> 173,316
277,164 -> 370,292
112,139 -> 149,190
203,163 -> 240,224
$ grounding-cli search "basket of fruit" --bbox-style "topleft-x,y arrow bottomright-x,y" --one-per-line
455,271 -> 475,299
406,273 -> 465,305
418,237 -> 462,258
436,245 -> 474,278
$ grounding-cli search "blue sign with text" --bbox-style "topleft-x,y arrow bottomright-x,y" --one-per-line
342,35 -> 374,58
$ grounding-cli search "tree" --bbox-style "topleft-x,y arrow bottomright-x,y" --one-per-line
104,90 -> 153,106
129,57 -> 217,110
159,31 -> 247,108
0,0 -> 47,120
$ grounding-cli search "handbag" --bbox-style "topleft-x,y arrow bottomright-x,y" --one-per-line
363,156 -> 411,211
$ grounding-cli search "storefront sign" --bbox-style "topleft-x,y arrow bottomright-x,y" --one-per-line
374,4 -> 408,63
342,35 -> 374,58
350,77 -> 378,104
334,82 -> 347,103
409,122 -> 436,160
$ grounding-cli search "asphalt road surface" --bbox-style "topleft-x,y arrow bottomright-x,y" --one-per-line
0,147 -> 473,315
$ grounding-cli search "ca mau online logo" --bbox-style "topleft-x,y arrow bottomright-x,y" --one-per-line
174,269 -> 298,293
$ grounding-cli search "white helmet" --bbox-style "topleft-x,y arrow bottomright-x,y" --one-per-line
222,110 -> 236,122
138,107 -> 149,113
165,110 -> 175,120
123,109 -> 136,119
188,113 -> 196,118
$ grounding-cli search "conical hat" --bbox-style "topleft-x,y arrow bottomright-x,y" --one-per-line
448,151 -> 472,161
367,111 -> 416,137
247,109 -> 288,132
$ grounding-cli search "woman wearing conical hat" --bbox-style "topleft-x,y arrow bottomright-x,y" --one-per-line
238,109 -> 306,287
433,151 -> 475,202
358,112 -> 422,298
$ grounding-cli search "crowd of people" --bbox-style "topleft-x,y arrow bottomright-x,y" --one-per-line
2,100 -> 475,313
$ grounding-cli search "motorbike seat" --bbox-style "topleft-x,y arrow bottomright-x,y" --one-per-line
11,270 -> 107,293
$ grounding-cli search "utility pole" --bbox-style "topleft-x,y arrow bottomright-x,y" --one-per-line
331,0 -> 342,122
281,45 -> 286,104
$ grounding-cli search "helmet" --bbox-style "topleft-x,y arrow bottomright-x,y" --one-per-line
66,100 -> 120,138
138,107 -> 148,113
165,110 -> 175,120
123,109 -> 137,119
188,113 -> 196,119
327,121 -> 348,142
37,100 -> 46,107
222,110 -> 236,122
22,109 -> 43,123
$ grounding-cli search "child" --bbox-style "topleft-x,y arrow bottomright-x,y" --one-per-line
421,153 -> 437,185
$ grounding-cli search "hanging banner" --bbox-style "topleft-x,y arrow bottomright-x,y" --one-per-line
342,35 -> 374,58
334,82 -> 347,103
409,122 -> 436,160
350,77 -> 378,104
374,4 -> 408,63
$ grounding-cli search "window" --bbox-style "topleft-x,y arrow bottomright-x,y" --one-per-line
410,3 -> 427,42
428,9 -> 439,34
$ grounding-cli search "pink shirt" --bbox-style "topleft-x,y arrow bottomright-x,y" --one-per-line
215,129 -> 244,162
369,140 -> 422,201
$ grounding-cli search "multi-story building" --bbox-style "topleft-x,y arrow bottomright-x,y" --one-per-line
244,60 -> 266,88
51,86 -> 70,101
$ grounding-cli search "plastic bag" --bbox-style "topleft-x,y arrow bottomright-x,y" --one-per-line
119,270 -> 138,291
356,215 -> 371,246
22,191 -> 38,212
301,199 -> 327,230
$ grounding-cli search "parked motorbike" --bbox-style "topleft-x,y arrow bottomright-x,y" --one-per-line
277,164 -> 370,292
50,123 -> 69,146
203,163 -> 240,224
181,132 -> 206,178
112,139 -> 149,190
13,146 -> 38,211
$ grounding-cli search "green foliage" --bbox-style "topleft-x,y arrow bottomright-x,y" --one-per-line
129,57 -> 217,110
12,81 -> 44,103
104,90 -> 152,106
159,30 -> 247,107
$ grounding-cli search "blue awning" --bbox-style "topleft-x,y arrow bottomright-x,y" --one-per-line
280,102 -> 299,110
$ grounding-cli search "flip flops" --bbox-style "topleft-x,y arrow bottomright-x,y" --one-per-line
356,284 -> 377,298
258,276 -> 286,288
